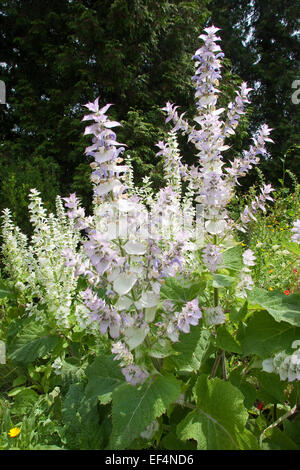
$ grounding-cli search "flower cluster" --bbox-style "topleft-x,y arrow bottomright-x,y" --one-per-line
57,25 -> 274,381
59,97 -> 193,384
81,288 -> 121,339
1,208 -> 29,288
162,26 -> 274,239
239,184 -> 274,230
1,25 -> 277,389
291,219 -> 300,244
1,190 -> 81,329
236,248 -> 256,298
160,298 -> 202,342
262,341 -> 300,382
202,244 -> 223,272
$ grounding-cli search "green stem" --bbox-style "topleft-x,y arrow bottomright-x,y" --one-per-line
210,351 -> 222,379
214,286 -> 219,307
221,350 -> 227,380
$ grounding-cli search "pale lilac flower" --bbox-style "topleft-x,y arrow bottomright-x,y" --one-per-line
242,249 -> 256,267
175,299 -> 202,333
224,82 -> 252,136
291,219 -> 300,244
81,288 -> 121,339
111,341 -> 134,365
62,193 -> 80,209
121,364 -> 149,386
237,272 -> 254,298
263,346 -> 300,382
202,244 -> 223,272
163,300 -> 175,314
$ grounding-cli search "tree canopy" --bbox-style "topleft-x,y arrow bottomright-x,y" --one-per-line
0,0 -> 299,231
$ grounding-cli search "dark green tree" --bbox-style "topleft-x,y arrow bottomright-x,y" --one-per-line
0,0 -> 211,231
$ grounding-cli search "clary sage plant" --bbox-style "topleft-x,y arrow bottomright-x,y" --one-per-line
1,26 -> 299,450
59,25 -> 275,384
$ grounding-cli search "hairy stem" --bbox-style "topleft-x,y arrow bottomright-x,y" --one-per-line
210,351 -> 222,379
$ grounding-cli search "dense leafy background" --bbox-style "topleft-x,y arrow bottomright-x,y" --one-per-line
0,0 -> 299,232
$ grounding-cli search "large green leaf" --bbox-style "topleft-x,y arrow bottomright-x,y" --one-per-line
238,310 -> 300,359
161,431 -> 196,450
59,359 -> 86,393
110,375 -> 181,449
85,355 -> 125,404
10,388 -> 39,416
262,427 -> 300,450
215,325 -> 242,354
160,277 -> 201,304
212,274 -> 235,288
248,288 -> 300,326
177,375 -> 258,450
221,245 -> 243,272
62,383 -> 103,450
229,300 -> 248,323
165,323 -> 211,373
8,320 -> 61,364
254,370 -> 286,404
283,416 -> 300,447
229,370 -> 256,409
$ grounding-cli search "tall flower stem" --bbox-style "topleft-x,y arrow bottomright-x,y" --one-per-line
213,234 -> 219,308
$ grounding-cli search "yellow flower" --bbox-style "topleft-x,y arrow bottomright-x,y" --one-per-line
8,427 -> 21,438
269,287 -> 273,291
241,243 -> 246,246
269,269 -> 273,273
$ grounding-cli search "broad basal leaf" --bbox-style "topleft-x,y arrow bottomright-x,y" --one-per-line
177,375 -> 258,450
62,383 -> 103,450
215,325 -> 242,354
238,310 -> 300,359
110,375 -> 181,449
221,245 -> 243,272
85,355 -> 125,403
229,369 -> 256,409
248,288 -> 300,326
160,277 -> 201,304
8,320 -> 61,364
262,427 -> 300,450
212,274 -> 235,289
254,370 -> 286,404
165,323 -> 211,373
